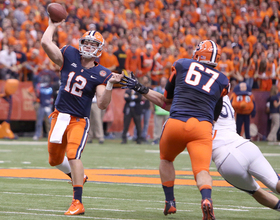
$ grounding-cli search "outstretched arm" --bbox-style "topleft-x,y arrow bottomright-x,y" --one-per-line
120,73 -> 172,111
142,89 -> 171,111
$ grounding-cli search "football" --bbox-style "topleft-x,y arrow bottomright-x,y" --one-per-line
47,3 -> 68,23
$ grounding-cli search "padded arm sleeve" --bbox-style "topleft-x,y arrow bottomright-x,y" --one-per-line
164,66 -> 177,99
214,97 -> 223,121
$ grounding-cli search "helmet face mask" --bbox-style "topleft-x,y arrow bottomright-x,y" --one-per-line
192,40 -> 221,67
79,31 -> 104,58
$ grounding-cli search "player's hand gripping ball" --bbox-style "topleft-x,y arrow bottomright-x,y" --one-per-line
47,3 -> 68,23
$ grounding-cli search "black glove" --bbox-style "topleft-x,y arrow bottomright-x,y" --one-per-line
120,72 -> 149,94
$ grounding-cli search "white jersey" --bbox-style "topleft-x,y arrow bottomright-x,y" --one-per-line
212,95 -> 249,150
212,95 -> 279,194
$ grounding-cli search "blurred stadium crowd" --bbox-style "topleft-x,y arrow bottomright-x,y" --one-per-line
0,0 -> 280,91
1,0 -> 280,140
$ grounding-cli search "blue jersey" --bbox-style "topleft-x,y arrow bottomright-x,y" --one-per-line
165,59 -> 229,123
55,45 -> 112,118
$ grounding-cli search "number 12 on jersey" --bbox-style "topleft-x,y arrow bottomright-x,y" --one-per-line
64,71 -> 87,97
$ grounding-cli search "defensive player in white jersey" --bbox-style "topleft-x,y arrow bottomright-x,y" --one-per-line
213,95 -> 280,211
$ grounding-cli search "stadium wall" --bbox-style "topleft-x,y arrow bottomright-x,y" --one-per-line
0,81 -> 271,139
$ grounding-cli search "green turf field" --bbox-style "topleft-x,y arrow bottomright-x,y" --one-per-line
1,138 -> 280,220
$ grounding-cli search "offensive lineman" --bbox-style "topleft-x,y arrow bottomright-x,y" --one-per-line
122,40 -> 229,220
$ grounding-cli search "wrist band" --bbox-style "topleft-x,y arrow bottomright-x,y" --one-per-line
106,82 -> 113,90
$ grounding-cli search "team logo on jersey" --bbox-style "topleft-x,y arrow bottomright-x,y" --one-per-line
99,70 -> 106,77
71,63 -> 77,68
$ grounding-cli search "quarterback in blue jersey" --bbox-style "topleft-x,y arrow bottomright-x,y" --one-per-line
121,40 -> 229,220
41,18 -> 123,215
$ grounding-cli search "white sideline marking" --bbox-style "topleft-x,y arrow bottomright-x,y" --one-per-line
28,208 -> 64,212
145,149 -> 189,155
0,211 -> 136,219
263,153 -> 280,157
1,177 -> 163,188
0,167 -> 48,169
0,141 -> 47,145
21,161 -> 31,164
1,191 -> 268,211
0,149 -> 12,152
88,208 -> 135,212
96,166 -> 164,170
29,208 -> 136,214
214,208 -> 249,211
267,142 -> 280,145
146,207 -> 249,212
97,166 -> 133,169
145,207 -> 192,212
145,150 -> 280,157
2,191 -> 156,203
